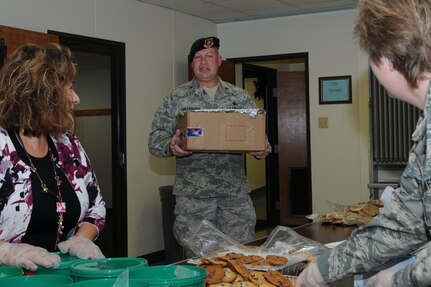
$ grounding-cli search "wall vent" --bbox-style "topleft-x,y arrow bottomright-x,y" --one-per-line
370,73 -> 420,164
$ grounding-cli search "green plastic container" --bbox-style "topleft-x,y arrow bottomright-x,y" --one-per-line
0,274 -> 72,287
71,257 -> 148,281
0,266 -> 23,279
37,253 -> 86,277
68,278 -> 148,287
129,265 -> 206,287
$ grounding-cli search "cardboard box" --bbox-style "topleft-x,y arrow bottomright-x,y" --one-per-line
177,110 -> 266,151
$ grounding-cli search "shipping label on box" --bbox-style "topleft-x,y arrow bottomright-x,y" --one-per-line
177,109 -> 266,152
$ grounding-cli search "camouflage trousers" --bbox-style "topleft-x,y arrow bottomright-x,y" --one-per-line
173,195 -> 256,255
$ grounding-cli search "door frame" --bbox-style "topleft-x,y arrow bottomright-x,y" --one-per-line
242,63 -> 279,227
228,53 -> 311,226
48,30 -> 128,256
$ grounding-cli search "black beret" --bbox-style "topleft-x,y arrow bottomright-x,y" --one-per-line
188,36 -> 220,62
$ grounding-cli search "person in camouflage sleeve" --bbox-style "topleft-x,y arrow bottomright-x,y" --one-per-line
295,0 -> 431,286
148,36 -> 270,252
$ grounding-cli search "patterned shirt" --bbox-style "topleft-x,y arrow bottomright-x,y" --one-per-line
316,81 -> 431,284
148,78 -> 259,197
0,128 -> 106,243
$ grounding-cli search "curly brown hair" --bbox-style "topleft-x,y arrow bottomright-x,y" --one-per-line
354,0 -> 431,88
0,42 -> 77,137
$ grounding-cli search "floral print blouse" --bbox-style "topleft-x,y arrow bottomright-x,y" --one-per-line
0,128 -> 105,243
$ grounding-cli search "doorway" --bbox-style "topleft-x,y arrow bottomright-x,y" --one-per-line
229,53 -> 312,227
49,31 -> 128,257
242,63 -> 278,230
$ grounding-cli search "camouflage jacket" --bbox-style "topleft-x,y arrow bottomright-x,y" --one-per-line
316,81 -> 431,284
148,78 -> 258,197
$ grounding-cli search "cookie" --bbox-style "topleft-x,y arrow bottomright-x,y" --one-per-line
221,267 -> 237,283
367,199 -> 384,207
231,281 -> 258,287
360,204 -> 379,217
345,202 -> 366,212
224,252 -> 246,260
225,259 -> 250,278
233,273 -> 244,283
264,270 -> 293,287
237,255 -> 264,265
204,264 -> 225,284
208,283 -> 232,287
265,255 -> 288,266
248,270 -> 268,285
249,259 -> 270,266
209,257 -> 228,267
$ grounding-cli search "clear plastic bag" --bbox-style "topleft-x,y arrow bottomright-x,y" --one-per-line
181,220 -> 245,257
182,220 -> 326,276
262,225 -> 329,257
260,225 -> 330,275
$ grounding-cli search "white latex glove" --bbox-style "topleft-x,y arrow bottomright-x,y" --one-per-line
0,242 -> 60,271
58,236 -> 105,259
366,269 -> 395,287
295,263 -> 328,287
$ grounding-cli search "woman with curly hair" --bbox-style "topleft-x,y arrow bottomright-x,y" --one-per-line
0,43 -> 106,271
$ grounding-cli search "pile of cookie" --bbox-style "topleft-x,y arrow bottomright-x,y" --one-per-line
320,199 -> 384,226
198,253 -> 295,287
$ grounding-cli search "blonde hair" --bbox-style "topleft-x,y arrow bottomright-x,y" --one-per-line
354,0 -> 431,88
0,43 -> 77,137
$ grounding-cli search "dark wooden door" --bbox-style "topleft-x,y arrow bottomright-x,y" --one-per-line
278,71 -> 311,225
0,25 -> 59,56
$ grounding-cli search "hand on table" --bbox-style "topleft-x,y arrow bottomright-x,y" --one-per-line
58,236 -> 104,259
0,242 -> 60,271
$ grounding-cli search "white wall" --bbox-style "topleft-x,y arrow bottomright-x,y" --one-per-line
218,10 -> 371,213
0,0 -> 216,257
0,1 -> 370,256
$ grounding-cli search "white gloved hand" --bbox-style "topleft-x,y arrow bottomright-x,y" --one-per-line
0,242 -> 60,271
366,269 -> 395,287
58,236 -> 105,259
294,263 -> 328,287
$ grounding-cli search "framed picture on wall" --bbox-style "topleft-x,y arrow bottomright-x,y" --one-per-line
319,75 -> 352,104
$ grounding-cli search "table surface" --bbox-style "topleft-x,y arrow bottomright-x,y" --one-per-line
249,222 -> 356,246
292,222 -> 356,244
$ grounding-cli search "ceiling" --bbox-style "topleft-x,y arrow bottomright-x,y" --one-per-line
136,0 -> 357,24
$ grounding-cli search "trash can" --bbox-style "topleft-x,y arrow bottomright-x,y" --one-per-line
159,186 -> 186,263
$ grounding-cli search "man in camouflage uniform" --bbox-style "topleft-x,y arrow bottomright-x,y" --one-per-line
295,0 -> 431,286
148,36 -> 270,252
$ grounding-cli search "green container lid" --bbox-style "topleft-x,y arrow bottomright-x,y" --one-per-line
69,278 -> 148,287
129,265 -> 206,287
38,253 -> 86,276
0,266 -> 23,278
0,274 -> 72,287
71,257 -> 148,280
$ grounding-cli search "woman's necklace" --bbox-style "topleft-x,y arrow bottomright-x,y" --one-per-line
15,132 -> 66,248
